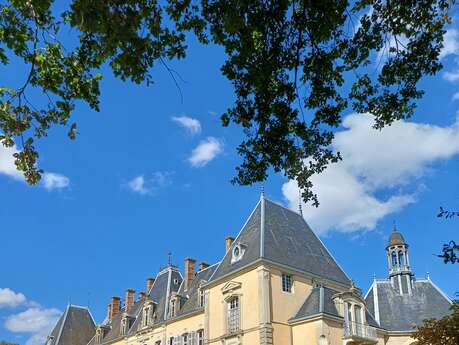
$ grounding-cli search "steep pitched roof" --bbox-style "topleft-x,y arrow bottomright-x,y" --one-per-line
176,263 -> 218,317
94,266 -> 183,344
290,286 -> 380,328
289,286 -> 341,322
365,279 -> 452,332
46,305 -> 95,345
210,197 -> 351,286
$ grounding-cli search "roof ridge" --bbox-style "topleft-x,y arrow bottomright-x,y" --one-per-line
297,215 -> 352,284
260,194 -> 265,258
55,305 -> 70,345
210,198 -> 262,280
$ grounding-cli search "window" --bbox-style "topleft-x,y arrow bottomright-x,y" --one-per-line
391,251 -> 398,267
143,307 -> 150,327
169,300 -> 176,318
168,337 -> 174,345
182,333 -> 188,345
398,251 -> 405,267
282,273 -> 292,292
199,289 -> 205,307
197,329 -> 204,345
231,243 -> 245,263
227,296 -> 240,334
354,305 -> 363,336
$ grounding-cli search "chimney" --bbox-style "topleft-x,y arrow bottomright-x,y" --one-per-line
111,296 -> 120,318
138,291 -> 146,300
225,236 -> 235,252
107,303 -> 112,321
199,262 -> 210,271
125,289 -> 135,311
147,277 -> 155,293
184,257 -> 196,290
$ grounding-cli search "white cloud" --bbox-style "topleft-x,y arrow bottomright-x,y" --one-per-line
0,288 -> 26,308
282,113 -> 459,234
5,307 -> 61,345
440,29 -> 459,59
1,288 -> 61,345
42,173 -> 70,190
443,68 -> 459,82
452,92 -> 459,101
0,144 -> 23,181
188,137 -> 223,167
127,171 -> 173,195
128,175 -> 147,194
172,116 -> 201,135
0,143 -> 70,189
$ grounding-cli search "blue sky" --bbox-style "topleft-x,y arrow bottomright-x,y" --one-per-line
1,16 -> 459,345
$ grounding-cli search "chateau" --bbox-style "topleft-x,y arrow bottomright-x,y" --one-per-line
45,195 -> 453,345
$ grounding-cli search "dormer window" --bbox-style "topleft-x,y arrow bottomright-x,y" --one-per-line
199,288 -> 205,307
169,299 -> 176,318
231,243 -> 245,264
143,307 -> 150,327
120,314 -> 134,336
95,325 -> 110,344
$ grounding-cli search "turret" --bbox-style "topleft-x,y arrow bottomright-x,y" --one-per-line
386,226 -> 413,295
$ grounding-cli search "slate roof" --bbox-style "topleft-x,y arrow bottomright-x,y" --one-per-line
365,279 -> 452,332
289,286 -> 379,328
176,263 -> 218,317
89,266 -> 183,345
210,197 -> 351,287
46,305 -> 95,345
289,286 -> 341,322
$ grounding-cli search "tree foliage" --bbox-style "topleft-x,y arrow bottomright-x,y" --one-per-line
0,0 -> 454,204
437,207 -> 459,264
412,303 -> 459,345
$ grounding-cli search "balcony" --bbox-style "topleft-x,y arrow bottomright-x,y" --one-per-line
343,321 -> 377,344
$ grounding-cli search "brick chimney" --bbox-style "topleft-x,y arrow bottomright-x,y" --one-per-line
147,277 -> 155,293
125,289 -> 135,312
138,291 -> 146,300
199,262 -> 210,271
111,296 -> 120,318
184,257 -> 196,290
225,236 -> 235,252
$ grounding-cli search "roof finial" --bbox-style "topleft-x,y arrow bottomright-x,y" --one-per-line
168,251 -> 172,266
393,220 -> 397,232
260,183 -> 265,199
427,271 -> 430,280
298,188 -> 303,216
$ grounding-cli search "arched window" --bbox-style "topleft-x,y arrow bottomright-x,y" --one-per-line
398,251 -> 405,267
391,251 -> 398,267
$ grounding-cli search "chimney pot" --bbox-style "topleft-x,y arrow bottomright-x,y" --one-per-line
138,292 -> 146,300
184,257 -> 196,290
225,236 -> 235,252
147,277 -> 155,293
199,262 -> 210,271
125,289 -> 135,312
111,296 -> 121,318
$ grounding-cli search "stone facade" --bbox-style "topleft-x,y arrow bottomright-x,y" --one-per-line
46,196 -> 453,345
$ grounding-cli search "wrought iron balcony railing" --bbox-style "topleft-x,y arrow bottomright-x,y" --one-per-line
344,321 -> 377,340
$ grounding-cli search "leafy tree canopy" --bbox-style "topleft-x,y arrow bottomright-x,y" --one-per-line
0,0 -> 454,205
412,303 -> 459,345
